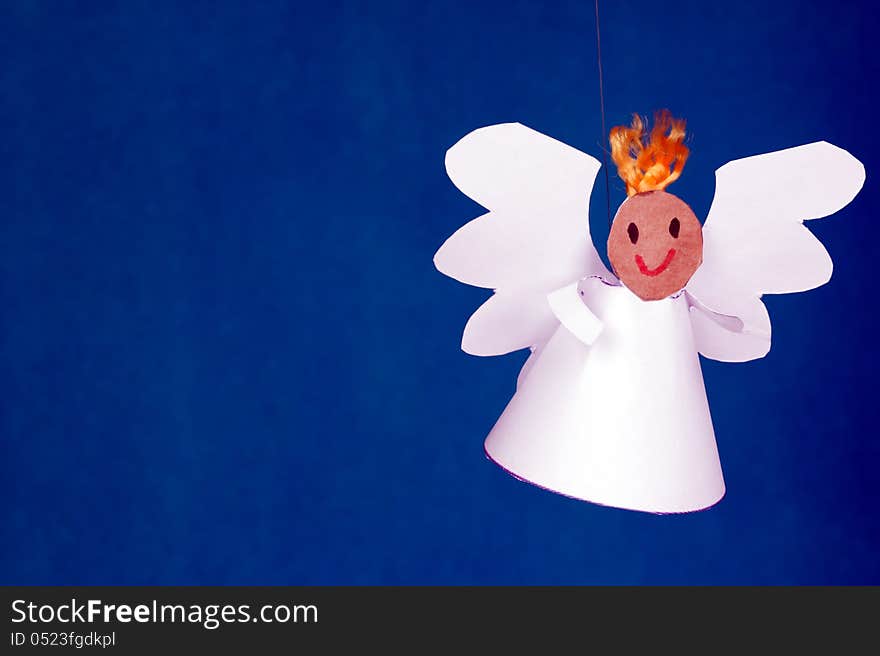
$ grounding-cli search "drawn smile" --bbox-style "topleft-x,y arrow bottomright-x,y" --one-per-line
635,249 -> 676,276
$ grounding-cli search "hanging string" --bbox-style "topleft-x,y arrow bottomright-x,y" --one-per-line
594,0 -> 612,229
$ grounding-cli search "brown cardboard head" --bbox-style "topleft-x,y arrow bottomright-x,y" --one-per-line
607,190 -> 703,301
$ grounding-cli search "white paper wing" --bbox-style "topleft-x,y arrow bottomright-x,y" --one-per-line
687,141 -> 865,362
434,123 -> 610,356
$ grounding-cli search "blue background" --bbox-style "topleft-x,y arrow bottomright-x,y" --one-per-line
2,0 -> 878,584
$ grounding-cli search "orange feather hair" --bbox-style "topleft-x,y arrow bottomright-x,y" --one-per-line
609,110 -> 689,196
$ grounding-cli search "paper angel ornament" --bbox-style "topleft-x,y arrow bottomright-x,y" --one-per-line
434,111 -> 865,513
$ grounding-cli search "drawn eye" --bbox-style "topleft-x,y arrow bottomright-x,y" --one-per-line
669,217 -> 680,238
627,222 -> 639,244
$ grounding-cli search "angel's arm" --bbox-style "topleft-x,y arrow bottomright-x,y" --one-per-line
684,292 -> 770,363
547,282 -> 603,346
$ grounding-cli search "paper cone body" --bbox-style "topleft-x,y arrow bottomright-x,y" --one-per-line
484,281 -> 725,514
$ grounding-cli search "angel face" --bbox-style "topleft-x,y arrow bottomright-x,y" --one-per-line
607,190 -> 703,301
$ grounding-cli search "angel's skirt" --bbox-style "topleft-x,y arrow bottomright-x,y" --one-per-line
485,280 -> 726,513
